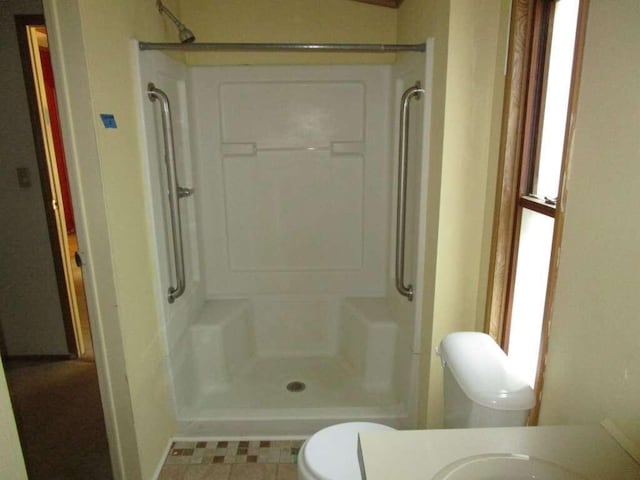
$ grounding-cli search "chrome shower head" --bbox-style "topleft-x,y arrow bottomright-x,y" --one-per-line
157,0 -> 196,44
178,25 -> 196,44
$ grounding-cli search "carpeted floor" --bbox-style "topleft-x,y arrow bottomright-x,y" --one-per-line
4,358 -> 113,479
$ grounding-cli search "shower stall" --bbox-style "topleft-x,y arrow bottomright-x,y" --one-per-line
137,43 -> 432,436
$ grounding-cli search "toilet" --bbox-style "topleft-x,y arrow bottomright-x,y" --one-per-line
297,332 -> 535,480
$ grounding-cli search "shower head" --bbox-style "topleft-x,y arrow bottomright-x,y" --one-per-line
178,26 -> 196,44
157,0 -> 196,44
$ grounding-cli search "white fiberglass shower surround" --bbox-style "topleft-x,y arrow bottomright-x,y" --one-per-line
137,43 -> 433,436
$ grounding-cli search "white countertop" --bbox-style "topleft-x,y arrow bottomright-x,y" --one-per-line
358,424 -> 640,479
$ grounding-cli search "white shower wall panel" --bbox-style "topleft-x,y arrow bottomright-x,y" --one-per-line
219,82 -> 365,148
387,47 -> 434,425
138,50 -> 205,410
189,66 -> 392,297
252,296 -> 339,357
224,151 -> 364,271
137,51 -> 433,433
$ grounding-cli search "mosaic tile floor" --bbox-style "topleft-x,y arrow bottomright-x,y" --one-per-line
158,439 -> 305,480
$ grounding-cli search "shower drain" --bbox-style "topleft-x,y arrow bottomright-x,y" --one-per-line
286,381 -> 306,393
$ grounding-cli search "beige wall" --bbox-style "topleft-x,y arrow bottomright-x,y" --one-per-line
179,0 -> 397,65
0,365 -> 27,479
72,0 -> 179,477
539,0 -> 640,445
398,0 -> 509,427
427,0 -> 507,428
40,0 -> 184,477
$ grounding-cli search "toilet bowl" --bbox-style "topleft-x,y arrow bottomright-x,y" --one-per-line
297,422 -> 395,480
297,332 -> 535,480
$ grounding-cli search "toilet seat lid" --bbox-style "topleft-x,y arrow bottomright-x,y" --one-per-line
305,422 -> 395,480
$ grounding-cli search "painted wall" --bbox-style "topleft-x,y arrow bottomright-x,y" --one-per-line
397,0 -> 509,427
539,0 -> 640,446
0,365 -> 27,479
71,1 -> 180,477
39,0 -> 186,477
428,0 -> 509,428
179,0 -> 397,65
0,0 -> 69,356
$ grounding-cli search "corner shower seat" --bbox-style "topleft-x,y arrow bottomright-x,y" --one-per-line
189,299 -> 254,390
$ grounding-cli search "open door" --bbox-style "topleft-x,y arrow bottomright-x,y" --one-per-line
12,15 -> 93,359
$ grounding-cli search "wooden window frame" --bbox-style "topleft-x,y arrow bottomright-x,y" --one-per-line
484,0 -> 589,424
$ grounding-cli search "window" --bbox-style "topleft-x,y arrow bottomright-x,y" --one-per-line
485,0 -> 588,423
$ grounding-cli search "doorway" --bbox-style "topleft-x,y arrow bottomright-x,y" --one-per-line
0,14 -> 113,479
17,16 -> 91,360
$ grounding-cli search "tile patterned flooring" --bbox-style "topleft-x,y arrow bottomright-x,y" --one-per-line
158,439 -> 305,480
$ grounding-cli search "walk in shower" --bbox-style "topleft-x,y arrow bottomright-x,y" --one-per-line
137,43 -> 432,436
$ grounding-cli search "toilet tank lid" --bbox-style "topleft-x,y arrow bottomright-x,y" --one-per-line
438,332 -> 535,411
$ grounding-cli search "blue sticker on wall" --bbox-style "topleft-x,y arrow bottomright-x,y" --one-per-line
100,113 -> 117,129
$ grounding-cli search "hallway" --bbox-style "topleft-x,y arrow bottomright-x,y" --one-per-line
1,231 -> 111,479
4,358 -> 112,479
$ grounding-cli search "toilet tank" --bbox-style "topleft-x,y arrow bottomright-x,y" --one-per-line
438,332 -> 535,428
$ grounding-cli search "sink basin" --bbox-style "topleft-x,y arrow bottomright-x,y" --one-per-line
432,453 -> 587,480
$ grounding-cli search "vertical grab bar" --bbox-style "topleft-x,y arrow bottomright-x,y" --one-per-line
147,82 -> 193,303
395,81 -> 425,301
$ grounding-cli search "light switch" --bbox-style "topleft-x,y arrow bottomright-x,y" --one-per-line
16,167 -> 31,188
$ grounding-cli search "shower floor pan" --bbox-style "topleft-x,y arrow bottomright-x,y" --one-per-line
176,355 -> 405,437
174,298 -> 407,436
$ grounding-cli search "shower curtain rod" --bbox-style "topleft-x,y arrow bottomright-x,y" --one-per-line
138,41 -> 426,53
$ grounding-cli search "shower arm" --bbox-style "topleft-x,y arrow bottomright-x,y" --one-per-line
156,0 -> 196,44
147,82 -> 192,303
395,82 -> 425,302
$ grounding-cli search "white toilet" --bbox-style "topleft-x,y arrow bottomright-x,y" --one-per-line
297,332 -> 535,480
